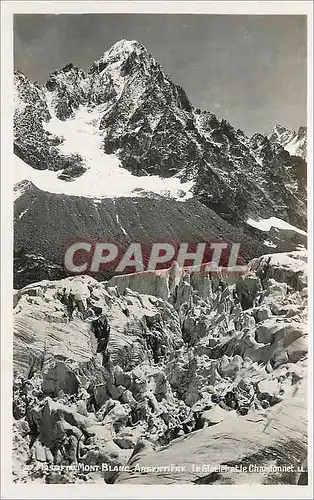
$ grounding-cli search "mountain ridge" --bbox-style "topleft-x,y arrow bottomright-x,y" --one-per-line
14,39 -> 307,228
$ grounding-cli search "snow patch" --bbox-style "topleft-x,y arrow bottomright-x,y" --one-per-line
247,217 -> 307,237
14,103 -> 194,201
14,181 -> 30,201
284,135 -> 306,159
264,240 -> 277,248
18,207 -> 29,220
250,250 -> 307,276
116,214 -> 128,236
265,251 -> 307,272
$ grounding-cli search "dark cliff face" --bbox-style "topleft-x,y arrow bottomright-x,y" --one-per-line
14,71 -> 86,178
13,178 -> 307,289
13,180 -> 270,288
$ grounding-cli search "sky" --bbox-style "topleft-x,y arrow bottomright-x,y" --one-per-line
14,14 -> 307,136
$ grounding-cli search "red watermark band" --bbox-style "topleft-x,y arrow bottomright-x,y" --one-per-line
64,241 -> 248,275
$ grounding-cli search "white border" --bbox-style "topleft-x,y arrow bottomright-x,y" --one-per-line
1,1 -> 313,499
0,0 -> 313,15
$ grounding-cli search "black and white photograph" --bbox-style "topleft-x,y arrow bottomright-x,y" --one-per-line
1,1 -> 313,497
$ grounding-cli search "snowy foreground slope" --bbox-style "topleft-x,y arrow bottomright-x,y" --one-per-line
13,251 -> 307,484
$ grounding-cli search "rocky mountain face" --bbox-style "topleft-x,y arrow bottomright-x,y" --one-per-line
269,124 -> 307,161
14,39 -> 307,228
14,72 -> 86,180
13,251 -> 308,484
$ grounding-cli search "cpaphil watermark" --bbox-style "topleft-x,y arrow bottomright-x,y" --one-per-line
64,241 -> 248,275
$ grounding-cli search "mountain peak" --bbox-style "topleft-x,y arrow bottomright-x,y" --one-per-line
269,123 -> 296,144
90,39 -> 150,74
268,123 -> 307,160
108,39 -> 145,54
297,126 -> 307,139
273,123 -> 290,136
